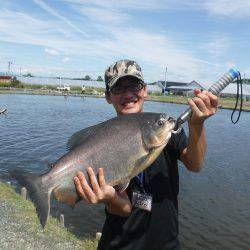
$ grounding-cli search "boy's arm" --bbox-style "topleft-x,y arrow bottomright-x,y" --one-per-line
180,90 -> 218,172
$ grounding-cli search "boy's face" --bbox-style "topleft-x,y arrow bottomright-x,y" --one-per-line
105,77 -> 148,115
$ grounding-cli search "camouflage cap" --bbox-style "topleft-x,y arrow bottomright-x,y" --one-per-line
105,59 -> 144,91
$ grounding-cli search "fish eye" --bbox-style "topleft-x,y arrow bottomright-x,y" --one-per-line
157,119 -> 164,127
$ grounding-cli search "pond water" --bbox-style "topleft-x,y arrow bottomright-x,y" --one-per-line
0,94 -> 249,249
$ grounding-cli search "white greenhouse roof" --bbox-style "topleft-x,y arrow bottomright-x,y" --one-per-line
220,84 -> 250,96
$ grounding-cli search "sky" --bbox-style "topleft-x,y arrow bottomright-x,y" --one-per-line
0,0 -> 249,86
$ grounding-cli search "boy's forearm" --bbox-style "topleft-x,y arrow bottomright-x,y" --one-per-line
182,122 -> 207,172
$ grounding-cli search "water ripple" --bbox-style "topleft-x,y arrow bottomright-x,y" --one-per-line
0,94 -> 249,248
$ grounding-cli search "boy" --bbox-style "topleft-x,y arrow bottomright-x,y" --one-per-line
74,59 -> 218,249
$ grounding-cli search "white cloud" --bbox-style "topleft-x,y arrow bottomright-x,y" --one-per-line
0,8 -> 229,83
0,10 -> 80,52
45,48 -> 60,56
62,0 -> 180,11
63,0 -> 250,18
0,2 -> 247,82
76,6 -> 130,23
62,57 -> 69,63
202,0 -> 250,18
199,36 -> 230,57
32,0 -> 89,36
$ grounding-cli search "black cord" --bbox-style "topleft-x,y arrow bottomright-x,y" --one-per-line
231,71 -> 243,124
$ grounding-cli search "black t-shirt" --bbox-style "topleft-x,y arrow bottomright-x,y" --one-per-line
98,129 -> 187,250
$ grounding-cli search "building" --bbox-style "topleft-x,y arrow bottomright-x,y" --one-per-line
157,79 -> 250,100
220,84 -> 250,101
157,80 -> 205,96
0,75 -> 16,84
147,84 -> 162,94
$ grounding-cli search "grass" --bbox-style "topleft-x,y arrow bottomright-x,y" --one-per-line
0,182 -> 98,250
146,93 -> 250,111
0,82 -> 249,111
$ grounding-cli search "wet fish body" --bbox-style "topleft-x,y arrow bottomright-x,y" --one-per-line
10,112 -> 176,228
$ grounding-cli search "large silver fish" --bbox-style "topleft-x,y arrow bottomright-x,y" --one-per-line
10,112 -> 176,228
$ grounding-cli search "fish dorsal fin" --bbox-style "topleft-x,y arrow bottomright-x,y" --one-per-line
67,123 -> 101,151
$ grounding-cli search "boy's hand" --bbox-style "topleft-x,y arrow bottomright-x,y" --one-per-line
74,167 -> 116,205
188,89 -> 219,125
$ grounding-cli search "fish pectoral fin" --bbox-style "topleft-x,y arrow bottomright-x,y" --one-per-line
115,182 -> 130,193
53,186 -> 79,207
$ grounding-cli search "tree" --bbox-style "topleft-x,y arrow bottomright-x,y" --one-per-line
83,75 -> 91,81
243,78 -> 250,85
97,75 -> 103,81
23,72 -> 33,77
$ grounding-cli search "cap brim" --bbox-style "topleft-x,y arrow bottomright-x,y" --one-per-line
109,74 -> 144,89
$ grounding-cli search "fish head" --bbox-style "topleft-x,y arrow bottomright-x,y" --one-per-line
141,113 -> 176,150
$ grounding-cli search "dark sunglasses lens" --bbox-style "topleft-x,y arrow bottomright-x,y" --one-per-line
111,87 -> 124,94
131,83 -> 144,91
111,82 -> 144,94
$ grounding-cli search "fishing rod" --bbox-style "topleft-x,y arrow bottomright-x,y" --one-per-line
174,68 -> 243,131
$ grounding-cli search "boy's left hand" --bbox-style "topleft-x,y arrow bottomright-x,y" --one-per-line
188,89 -> 219,125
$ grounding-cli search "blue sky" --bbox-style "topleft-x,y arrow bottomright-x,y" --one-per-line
0,0 -> 249,86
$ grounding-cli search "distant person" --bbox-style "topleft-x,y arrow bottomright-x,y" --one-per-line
82,85 -> 86,94
74,59 -> 218,249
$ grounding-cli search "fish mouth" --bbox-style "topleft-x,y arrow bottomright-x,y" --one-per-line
161,119 -> 180,145
172,122 -> 182,134
152,121 -> 176,148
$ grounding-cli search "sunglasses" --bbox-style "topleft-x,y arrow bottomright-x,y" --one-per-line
110,82 -> 146,95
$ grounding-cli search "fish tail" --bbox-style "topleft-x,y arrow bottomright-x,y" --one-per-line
9,169 -> 51,228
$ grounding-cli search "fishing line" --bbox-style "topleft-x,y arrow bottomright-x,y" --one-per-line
230,71 -> 243,124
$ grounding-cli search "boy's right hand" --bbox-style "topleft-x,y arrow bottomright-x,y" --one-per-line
73,167 -> 117,205
74,167 -> 132,217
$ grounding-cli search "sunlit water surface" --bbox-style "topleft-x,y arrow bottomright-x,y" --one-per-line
0,94 -> 249,249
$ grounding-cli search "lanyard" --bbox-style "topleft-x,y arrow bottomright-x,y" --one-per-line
137,171 -> 146,194
138,171 -> 144,185
137,172 -> 147,195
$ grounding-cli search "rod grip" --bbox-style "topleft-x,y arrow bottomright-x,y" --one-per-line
176,68 -> 240,125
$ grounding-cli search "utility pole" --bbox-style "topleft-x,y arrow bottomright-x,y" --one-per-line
164,66 -> 168,95
7,61 -> 13,75
19,67 -> 22,76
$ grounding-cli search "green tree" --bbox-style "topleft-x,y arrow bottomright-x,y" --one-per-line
243,79 -> 250,85
97,75 -> 103,81
23,72 -> 33,77
83,75 -> 91,80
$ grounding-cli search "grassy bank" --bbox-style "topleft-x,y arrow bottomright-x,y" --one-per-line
1,83 -> 249,111
146,94 -> 250,111
0,181 -> 98,250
